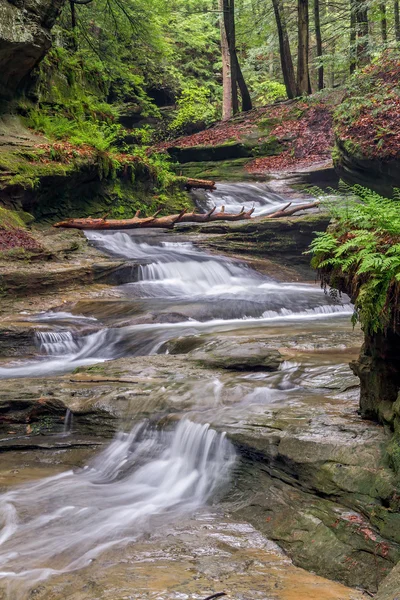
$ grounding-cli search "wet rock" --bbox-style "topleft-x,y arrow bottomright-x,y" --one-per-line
225,382 -> 400,592
10,512 -> 364,600
168,137 -> 283,163
188,337 -> 283,371
335,139 -> 400,198
350,330 -> 400,430
376,561 -> 400,600
0,323 -> 37,357
182,214 -> 330,281
0,259 -> 139,296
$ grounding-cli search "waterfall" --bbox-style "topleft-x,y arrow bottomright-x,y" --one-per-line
63,409 -> 73,436
0,420 -> 235,586
0,330 -> 117,380
35,331 -> 80,355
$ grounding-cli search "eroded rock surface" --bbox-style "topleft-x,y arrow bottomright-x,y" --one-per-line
0,0 -> 65,100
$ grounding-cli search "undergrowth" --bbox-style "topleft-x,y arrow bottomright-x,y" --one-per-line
308,184 -> 400,333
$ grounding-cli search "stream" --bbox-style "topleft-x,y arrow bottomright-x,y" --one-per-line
0,184 -> 365,600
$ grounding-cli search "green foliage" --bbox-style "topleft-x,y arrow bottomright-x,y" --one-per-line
169,84 -> 218,134
308,185 -> 400,333
249,79 -> 287,105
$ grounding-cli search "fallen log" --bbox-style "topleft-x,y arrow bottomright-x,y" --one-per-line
140,209 -> 187,228
177,207 -> 217,223
53,209 -> 163,230
185,177 -> 216,191
208,206 -> 255,221
266,201 -> 319,219
52,200 -> 318,231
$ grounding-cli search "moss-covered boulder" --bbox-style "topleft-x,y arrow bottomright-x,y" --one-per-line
168,137 -> 283,164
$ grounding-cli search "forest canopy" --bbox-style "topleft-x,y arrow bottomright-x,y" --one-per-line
26,0 -> 400,138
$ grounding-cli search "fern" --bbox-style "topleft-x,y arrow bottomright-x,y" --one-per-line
309,185 -> 400,333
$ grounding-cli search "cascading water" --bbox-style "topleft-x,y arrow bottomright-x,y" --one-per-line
36,331 -> 80,355
196,182 -> 308,216
0,329 -> 119,380
86,230 -> 352,313
0,420 -> 235,591
0,203 -> 362,599
0,231 -> 353,380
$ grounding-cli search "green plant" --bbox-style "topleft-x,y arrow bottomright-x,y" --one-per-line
169,84 -> 217,134
308,184 -> 400,333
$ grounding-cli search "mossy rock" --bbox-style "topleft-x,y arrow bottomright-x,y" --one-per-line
177,157 -> 267,182
168,137 -> 283,164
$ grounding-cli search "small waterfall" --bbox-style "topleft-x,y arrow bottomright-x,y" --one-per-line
201,182 -> 307,216
35,331 -> 80,355
63,409 -> 73,436
0,330 -> 118,380
0,420 -> 235,586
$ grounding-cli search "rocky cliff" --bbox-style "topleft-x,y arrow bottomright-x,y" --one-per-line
0,0 -> 66,102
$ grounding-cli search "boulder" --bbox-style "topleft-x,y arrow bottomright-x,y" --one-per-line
0,0 -> 66,100
188,337 -> 283,371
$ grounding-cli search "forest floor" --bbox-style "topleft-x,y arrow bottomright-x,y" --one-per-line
157,89 -> 344,175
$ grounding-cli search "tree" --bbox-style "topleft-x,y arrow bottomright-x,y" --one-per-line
219,0 -> 252,119
355,0 -> 370,67
219,0 -> 233,119
314,0 -> 323,89
297,0 -> 311,94
271,0 -> 297,98
379,2 -> 387,43
395,0 -> 400,42
350,0 -> 357,74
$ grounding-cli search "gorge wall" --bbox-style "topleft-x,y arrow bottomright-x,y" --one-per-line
0,0 -> 66,102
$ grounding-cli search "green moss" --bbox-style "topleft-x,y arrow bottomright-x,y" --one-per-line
0,206 -> 27,229
178,157 -> 266,181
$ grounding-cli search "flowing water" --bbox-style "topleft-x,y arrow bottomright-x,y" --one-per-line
0,193 -> 365,600
196,182 -> 309,216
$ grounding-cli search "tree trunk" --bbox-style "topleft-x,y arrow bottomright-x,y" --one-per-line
314,0 -> 323,89
380,2 -> 387,43
222,0 -> 252,113
223,0 -> 239,114
219,0 -> 233,120
70,0 -> 78,51
297,0 -> 311,95
356,0 -> 369,67
271,0 -> 297,98
350,0 -> 357,74
395,0 -> 400,41
234,53 -> 253,111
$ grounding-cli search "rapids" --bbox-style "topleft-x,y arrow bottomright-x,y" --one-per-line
0,421 -> 234,590
196,181 -> 308,216
0,196 -> 364,599
0,230 -> 352,380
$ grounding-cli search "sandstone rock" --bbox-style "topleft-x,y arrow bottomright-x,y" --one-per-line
188,337 -> 283,370
0,0 -> 66,100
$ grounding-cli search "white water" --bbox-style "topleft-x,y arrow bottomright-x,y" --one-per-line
86,231 -> 346,309
0,420 -> 234,591
0,231 -> 353,380
30,312 -> 97,322
201,182 -> 309,216
0,329 -> 116,380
